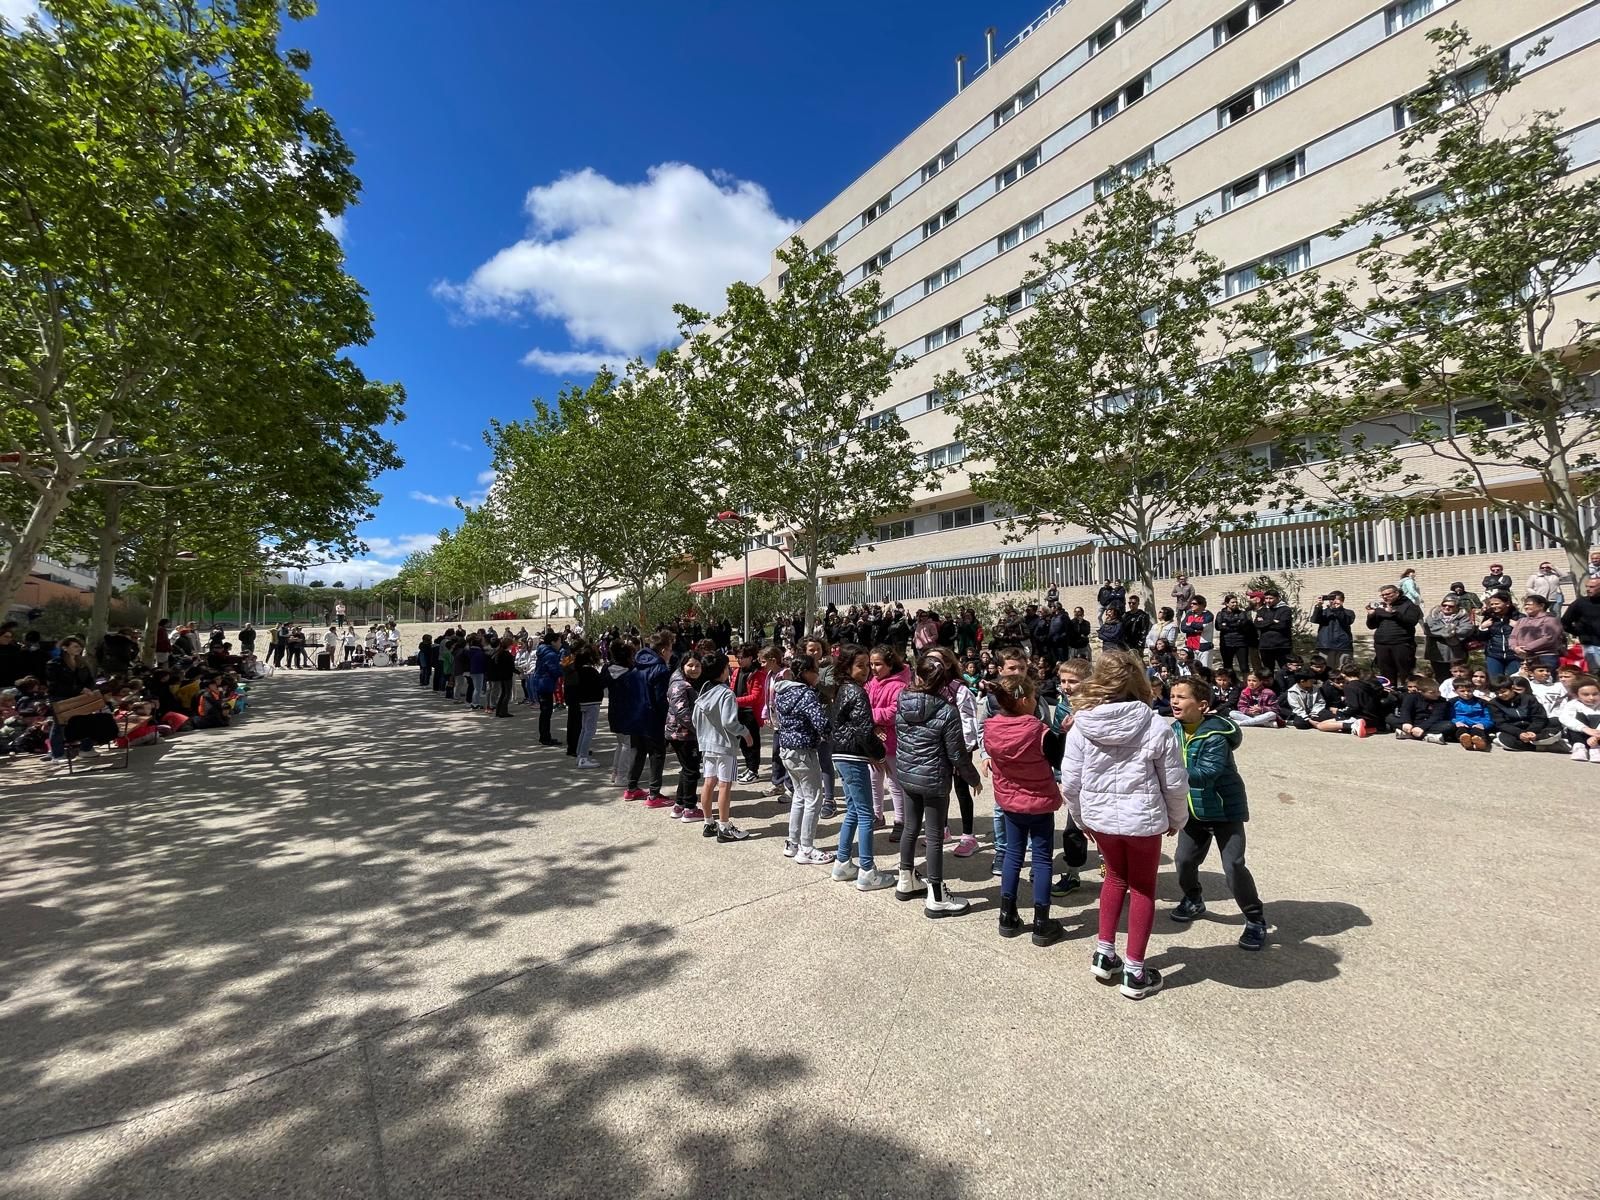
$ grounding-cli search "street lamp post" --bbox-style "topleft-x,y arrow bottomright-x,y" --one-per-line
715,511 -> 752,645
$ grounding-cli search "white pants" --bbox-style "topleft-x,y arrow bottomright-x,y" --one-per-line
1229,710 -> 1279,727
870,756 -> 906,823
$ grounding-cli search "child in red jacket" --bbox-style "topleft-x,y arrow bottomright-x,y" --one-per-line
731,645 -> 768,783
983,675 -> 1067,947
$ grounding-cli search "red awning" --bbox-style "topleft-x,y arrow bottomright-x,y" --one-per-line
687,565 -> 786,595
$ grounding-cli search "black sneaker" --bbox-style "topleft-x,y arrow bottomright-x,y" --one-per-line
1050,871 -> 1080,896
716,823 -> 750,843
888,822 -> 904,844
1089,949 -> 1124,982
702,821 -> 719,838
1238,920 -> 1267,951
1171,896 -> 1207,923
1120,966 -> 1163,999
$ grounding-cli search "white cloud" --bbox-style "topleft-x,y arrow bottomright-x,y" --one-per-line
410,490 -> 461,508
448,438 -> 475,452
0,0 -> 44,28
520,348 -> 621,375
321,211 -> 348,243
362,533 -> 440,559
437,162 -> 797,367
474,470 -> 496,487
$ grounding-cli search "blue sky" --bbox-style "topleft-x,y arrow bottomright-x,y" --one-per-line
282,0 -> 1053,580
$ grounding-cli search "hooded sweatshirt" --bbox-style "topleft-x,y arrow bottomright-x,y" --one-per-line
691,680 -> 743,756
1059,700 -> 1189,838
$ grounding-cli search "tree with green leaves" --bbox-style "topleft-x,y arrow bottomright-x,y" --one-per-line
678,240 -> 923,635
948,168 -> 1298,607
0,0 -> 402,615
1278,26 -> 1600,583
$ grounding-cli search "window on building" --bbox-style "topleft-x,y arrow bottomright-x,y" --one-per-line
872,300 -> 894,326
1265,150 -> 1305,191
921,143 -> 957,183
864,409 -> 898,432
923,261 -> 963,296
864,246 -> 892,275
992,79 -> 1040,129
1095,146 -> 1155,198
1090,1 -> 1147,55
777,270 -> 790,291
1217,62 -> 1298,128
819,234 -> 837,255
939,504 -> 988,530
1093,73 -> 1151,127
922,203 -> 958,239
1214,0 -> 1286,46
923,441 -> 967,469
861,194 -> 890,227
1451,402 -> 1520,432
1393,50 -> 1507,130
1386,0 -> 1440,35
997,213 -> 1045,254
1226,241 -> 1311,297
924,320 -> 964,352
994,147 -> 1041,191
877,518 -> 916,541
1220,149 -> 1305,212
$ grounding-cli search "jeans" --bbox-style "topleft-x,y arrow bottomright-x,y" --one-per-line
627,733 -> 666,793
1220,645 -> 1249,676
1484,653 -> 1521,682
1094,832 -> 1162,966
471,673 -> 487,708
1175,819 -> 1263,923
834,758 -> 878,871
577,702 -> 600,760
781,747 -> 824,850
671,738 -> 702,804
1001,809 -> 1054,908
1258,647 -> 1288,673
899,789 -> 950,885
770,733 -> 788,789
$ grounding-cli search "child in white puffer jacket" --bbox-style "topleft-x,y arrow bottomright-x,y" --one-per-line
1060,650 -> 1190,1001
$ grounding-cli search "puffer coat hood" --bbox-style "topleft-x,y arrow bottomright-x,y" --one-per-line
893,690 -> 965,797
1060,701 -> 1189,837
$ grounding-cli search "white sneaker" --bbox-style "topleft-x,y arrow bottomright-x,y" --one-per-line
576,757 -> 597,768
797,847 -> 835,865
77,746 -> 99,758
831,859 -> 859,882
1572,744 -> 1588,761
782,840 -> 798,858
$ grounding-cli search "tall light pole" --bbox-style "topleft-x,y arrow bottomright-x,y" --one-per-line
715,511 -> 752,644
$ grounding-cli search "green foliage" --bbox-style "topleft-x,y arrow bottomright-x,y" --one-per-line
27,598 -> 148,643
695,579 -> 811,640
950,169 -> 1298,608
1281,25 -> 1600,580
678,239 -> 924,633
607,581 -> 694,632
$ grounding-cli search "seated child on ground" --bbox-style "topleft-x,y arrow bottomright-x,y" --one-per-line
1487,677 -> 1563,752
1229,671 -> 1280,728
1446,680 -> 1495,752
1389,675 -> 1450,742
1558,675 -> 1600,762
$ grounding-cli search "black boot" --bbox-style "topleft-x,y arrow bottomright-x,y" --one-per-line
998,895 -> 1025,939
1031,904 -> 1065,947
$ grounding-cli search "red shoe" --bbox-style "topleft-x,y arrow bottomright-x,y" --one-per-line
622,788 -> 647,801
643,793 -> 673,809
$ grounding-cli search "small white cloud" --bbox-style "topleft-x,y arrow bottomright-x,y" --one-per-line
321,211 -> 348,243
0,0 -> 44,27
410,490 -> 461,508
448,439 -> 474,452
475,470 -> 496,487
437,162 -> 797,366
363,533 -> 440,558
521,348 -> 619,375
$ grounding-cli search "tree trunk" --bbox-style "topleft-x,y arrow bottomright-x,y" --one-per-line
139,524 -> 176,665
802,532 -> 820,638
0,472 -> 82,616
87,485 -> 126,668
1134,551 -> 1157,637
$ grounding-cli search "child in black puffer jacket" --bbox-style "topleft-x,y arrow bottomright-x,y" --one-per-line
894,653 -> 977,918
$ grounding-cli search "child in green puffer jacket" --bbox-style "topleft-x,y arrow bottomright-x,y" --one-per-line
1168,679 -> 1269,951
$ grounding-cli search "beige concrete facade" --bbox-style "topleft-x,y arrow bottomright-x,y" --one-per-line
715,0 -> 1600,616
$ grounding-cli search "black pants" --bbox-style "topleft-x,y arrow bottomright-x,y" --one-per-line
1221,645 -> 1249,676
1373,642 -> 1416,685
671,738 -> 702,803
494,681 -> 512,717
1061,814 -> 1088,870
538,695 -> 555,742
953,772 -> 974,835
627,733 -> 666,793
1258,647 -> 1288,674
565,703 -> 582,756
738,713 -> 761,774
899,789 -> 950,885
418,660 -> 431,686
1175,819 -> 1263,923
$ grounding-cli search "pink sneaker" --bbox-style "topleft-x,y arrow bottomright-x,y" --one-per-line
952,834 -> 979,858
679,808 -> 705,823
622,788 -> 647,802
643,793 -> 673,809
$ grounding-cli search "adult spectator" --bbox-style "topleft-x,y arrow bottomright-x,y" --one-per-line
1179,595 -> 1216,668
1562,575 -> 1600,671
1445,581 -> 1481,615
154,618 -> 173,667
1526,561 -> 1572,617
1511,594 -> 1566,673
1588,548 -> 1600,581
533,631 -> 563,744
1477,592 -> 1521,682
0,622 -> 20,689
1365,584 -> 1422,683
238,622 -> 257,657
488,637 -> 516,717
623,630 -> 674,802
1422,596 -> 1475,683
1213,597 -> 1252,676
1398,567 -> 1423,608
1311,591 -> 1356,672
98,626 -> 139,675
1121,595 -> 1152,659
1096,579 -> 1126,614
1170,574 -> 1194,609
1481,562 -> 1514,597
1066,607 -> 1092,659
1251,589 -> 1294,674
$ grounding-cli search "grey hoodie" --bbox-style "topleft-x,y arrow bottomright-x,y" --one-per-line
692,681 -> 743,756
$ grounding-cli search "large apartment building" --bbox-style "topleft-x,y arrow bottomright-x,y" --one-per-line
702,0 -> 1600,616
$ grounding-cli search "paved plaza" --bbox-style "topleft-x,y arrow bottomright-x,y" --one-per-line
1,665 -> 1595,1199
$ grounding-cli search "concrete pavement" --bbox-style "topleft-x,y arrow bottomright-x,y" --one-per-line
1,666 -> 1595,1198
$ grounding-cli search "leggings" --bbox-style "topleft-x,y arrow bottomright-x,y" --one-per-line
871,756 -> 906,823
953,772 -> 975,836
834,758 -> 878,871
899,789 -> 950,885
670,738 -> 702,803
565,703 -> 582,756
1093,832 -> 1162,966
1175,819 -> 1263,923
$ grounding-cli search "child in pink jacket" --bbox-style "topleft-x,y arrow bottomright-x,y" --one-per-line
1060,650 -> 1190,1000
866,645 -> 912,839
